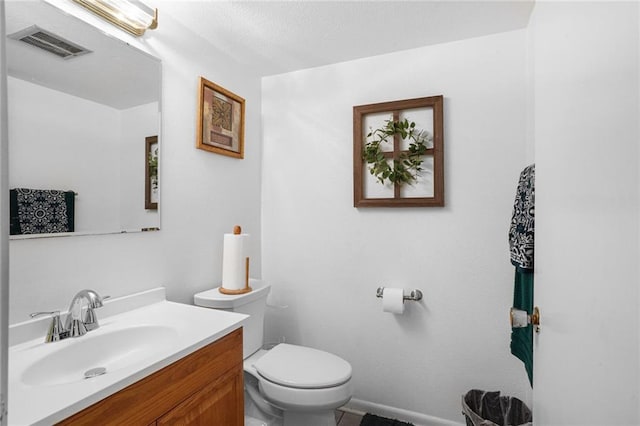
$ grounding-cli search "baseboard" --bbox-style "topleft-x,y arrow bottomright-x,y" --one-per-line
343,398 -> 464,426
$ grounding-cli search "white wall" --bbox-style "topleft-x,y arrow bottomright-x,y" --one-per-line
8,77 -> 122,232
261,30 -> 531,423
8,6 -> 263,324
530,2 -> 640,424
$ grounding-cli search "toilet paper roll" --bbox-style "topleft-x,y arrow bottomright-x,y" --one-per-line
511,308 -> 529,328
382,288 -> 405,314
221,232 -> 247,290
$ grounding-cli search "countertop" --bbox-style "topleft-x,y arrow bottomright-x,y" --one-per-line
8,288 -> 247,425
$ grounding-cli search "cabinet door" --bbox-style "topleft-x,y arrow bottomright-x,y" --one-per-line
157,367 -> 244,426
57,329 -> 243,426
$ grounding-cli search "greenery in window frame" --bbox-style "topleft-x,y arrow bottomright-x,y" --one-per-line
363,118 -> 433,186
148,146 -> 158,189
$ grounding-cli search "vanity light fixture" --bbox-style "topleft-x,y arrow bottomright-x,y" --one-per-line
72,0 -> 158,37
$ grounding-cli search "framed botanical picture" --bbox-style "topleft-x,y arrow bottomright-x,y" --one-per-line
196,77 -> 245,159
145,135 -> 158,210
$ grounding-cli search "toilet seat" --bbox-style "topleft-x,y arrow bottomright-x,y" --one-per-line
254,343 -> 352,389
258,375 -> 353,412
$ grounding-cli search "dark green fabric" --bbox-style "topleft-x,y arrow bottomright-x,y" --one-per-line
9,189 -> 20,235
511,269 -> 533,386
64,191 -> 75,233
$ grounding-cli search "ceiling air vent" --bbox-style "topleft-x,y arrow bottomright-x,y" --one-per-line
8,26 -> 91,59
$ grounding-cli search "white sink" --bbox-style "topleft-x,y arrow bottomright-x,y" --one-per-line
21,325 -> 179,386
9,288 -> 248,426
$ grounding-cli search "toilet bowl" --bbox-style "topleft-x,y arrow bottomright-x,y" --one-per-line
194,280 -> 353,426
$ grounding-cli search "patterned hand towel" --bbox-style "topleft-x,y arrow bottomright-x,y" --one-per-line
10,188 -> 75,235
509,164 -> 535,271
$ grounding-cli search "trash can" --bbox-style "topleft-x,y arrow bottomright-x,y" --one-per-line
462,389 -> 532,426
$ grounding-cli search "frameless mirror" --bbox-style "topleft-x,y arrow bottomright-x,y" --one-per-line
6,0 -> 161,238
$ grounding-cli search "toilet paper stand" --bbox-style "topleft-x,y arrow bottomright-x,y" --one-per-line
376,287 -> 423,301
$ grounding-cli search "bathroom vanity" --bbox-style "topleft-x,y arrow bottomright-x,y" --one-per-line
8,288 -> 247,425
59,328 -> 243,425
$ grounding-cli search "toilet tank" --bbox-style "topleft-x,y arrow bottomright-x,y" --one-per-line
194,279 -> 271,358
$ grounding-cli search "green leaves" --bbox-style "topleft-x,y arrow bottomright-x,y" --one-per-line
148,149 -> 159,189
362,118 -> 432,186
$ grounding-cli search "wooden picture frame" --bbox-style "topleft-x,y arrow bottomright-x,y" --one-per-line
353,96 -> 444,207
196,77 -> 245,159
145,135 -> 158,210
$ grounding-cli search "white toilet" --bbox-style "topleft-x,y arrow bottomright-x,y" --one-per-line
194,280 -> 353,426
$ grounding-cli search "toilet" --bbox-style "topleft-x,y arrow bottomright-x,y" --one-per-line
194,280 -> 353,426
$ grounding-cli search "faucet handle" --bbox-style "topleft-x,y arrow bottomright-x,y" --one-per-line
30,311 -> 66,343
30,310 -> 58,318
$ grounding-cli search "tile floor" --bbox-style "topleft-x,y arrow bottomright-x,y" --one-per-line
335,409 -> 364,426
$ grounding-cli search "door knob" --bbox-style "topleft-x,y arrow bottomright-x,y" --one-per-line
510,306 -> 540,333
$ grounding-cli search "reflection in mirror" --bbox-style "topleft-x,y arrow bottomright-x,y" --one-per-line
145,136 -> 158,211
6,0 -> 161,238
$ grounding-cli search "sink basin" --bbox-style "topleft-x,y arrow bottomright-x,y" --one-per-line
21,325 -> 178,387
9,291 -> 249,426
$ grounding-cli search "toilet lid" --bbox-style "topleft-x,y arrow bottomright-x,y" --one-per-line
253,343 -> 352,389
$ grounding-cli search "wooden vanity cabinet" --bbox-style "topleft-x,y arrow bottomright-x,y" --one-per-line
57,328 -> 244,426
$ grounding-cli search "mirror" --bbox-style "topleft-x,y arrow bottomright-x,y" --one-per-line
6,0 -> 161,238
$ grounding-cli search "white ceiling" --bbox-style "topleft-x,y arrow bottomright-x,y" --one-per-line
154,0 -> 535,77
4,1 -> 534,107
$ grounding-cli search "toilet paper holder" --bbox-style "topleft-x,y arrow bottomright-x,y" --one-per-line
376,287 -> 423,301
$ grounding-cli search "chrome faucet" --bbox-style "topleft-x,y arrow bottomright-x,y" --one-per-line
30,289 -> 108,343
64,289 -> 107,336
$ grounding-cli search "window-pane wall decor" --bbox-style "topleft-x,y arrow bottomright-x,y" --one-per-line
353,96 -> 444,207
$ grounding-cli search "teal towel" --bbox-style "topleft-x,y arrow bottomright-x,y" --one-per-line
511,269 -> 533,386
